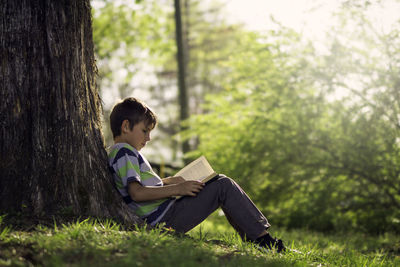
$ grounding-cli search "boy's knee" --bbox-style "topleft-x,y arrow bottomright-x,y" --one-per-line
215,176 -> 236,188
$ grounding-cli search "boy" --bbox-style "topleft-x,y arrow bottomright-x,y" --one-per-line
108,97 -> 285,253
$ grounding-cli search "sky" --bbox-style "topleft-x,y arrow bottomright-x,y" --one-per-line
223,0 -> 400,44
224,0 -> 339,33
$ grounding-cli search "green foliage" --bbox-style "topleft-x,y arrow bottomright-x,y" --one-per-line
183,27 -> 324,203
0,215 -> 11,239
302,1 -> 400,233
92,0 -> 176,103
93,0 -> 174,67
183,2 -> 400,234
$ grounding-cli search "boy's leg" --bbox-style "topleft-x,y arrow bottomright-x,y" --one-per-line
158,175 -> 270,241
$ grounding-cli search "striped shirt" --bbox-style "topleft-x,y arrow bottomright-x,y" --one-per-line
108,143 -> 175,225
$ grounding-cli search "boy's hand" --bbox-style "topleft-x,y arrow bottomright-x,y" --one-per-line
163,176 -> 186,185
177,181 -> 204,197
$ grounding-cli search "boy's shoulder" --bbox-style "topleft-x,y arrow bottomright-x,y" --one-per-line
108,143 -> 139,161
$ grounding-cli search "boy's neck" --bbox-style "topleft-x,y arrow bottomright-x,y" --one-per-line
114,135 -> 127,145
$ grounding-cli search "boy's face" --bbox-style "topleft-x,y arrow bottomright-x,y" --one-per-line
122,120 -> 152,151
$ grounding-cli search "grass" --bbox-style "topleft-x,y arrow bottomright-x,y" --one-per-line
0,213 -> 399,266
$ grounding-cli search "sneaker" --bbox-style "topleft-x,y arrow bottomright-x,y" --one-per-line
255,233 -> 286,253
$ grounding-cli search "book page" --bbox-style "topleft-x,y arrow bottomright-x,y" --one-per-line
175,156 -> 214,181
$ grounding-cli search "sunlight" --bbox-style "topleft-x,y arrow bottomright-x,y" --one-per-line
225,0 -> 340,37
224,0 -> 400,49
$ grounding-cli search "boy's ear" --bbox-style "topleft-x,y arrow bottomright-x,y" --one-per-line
121,120 -> 130,133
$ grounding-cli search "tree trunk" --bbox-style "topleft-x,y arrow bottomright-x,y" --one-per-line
174,0 -> 190,157
0,0 -> 140,224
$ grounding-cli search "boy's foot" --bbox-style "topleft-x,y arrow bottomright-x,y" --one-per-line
254,233 -> 286,253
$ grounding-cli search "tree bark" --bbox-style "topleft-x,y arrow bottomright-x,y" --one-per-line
0,0 -> 140,225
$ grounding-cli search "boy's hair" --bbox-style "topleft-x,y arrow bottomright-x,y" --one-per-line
110,97 -> 157,138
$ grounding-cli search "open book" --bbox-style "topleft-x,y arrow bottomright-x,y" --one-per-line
174,156 -> 218,198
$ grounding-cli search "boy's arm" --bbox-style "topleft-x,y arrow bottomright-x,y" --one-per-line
162,176 -> 185,185
128,180 -> 204,202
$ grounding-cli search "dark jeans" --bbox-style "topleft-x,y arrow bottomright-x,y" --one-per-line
159,176 -> 271,241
